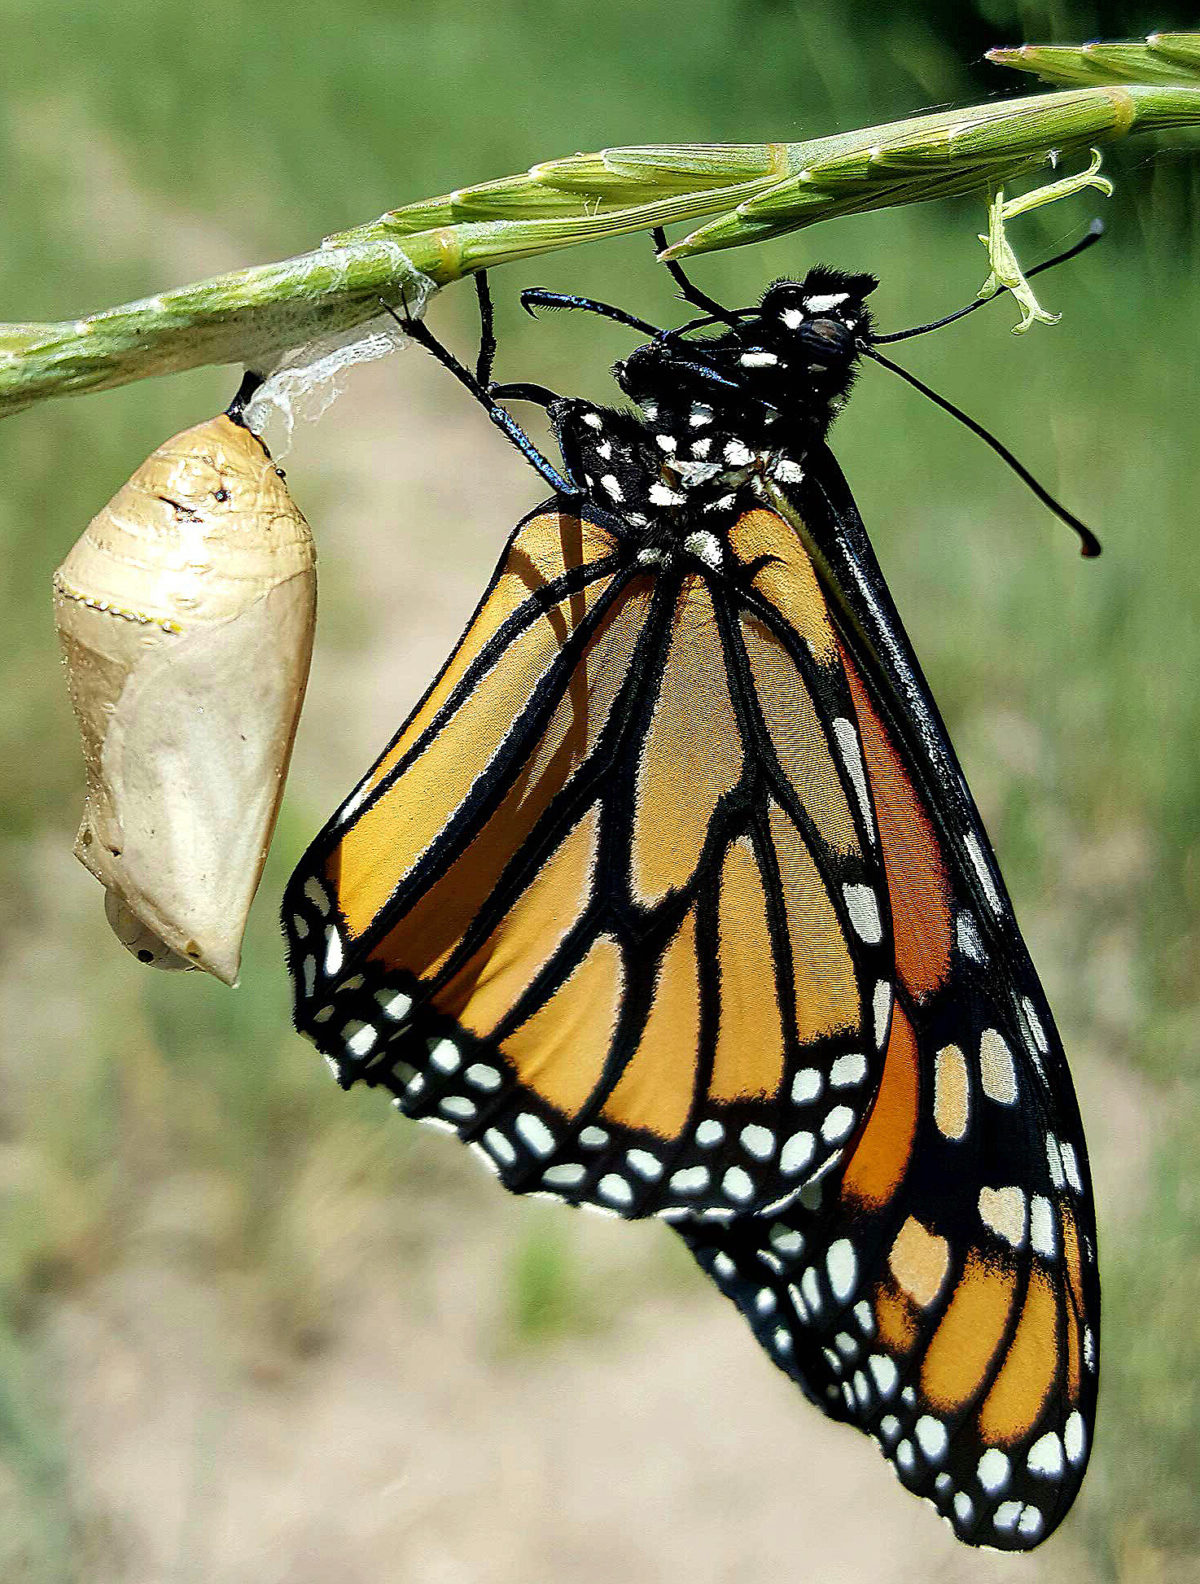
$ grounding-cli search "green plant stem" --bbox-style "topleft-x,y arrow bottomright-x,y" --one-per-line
2,70 -> 1200,420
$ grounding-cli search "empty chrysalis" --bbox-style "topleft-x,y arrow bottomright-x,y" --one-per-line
52,393 -> 317,985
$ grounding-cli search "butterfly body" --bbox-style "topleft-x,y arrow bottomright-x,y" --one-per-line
284,264 -> 1099,1550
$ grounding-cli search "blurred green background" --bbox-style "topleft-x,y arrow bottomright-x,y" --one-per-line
1,2 -> 1198,1579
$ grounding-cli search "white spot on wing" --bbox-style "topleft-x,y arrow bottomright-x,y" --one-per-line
323,927 -> 343,977
832,719 -> 875,842
872,981 -> 893,1049
484,1129 -> 516,1166
966,831 -> 1003,914
869,1354 -> 898,1397
671,1165 -> 711,1195
821,1106 -> 855,1144
977,1448 -> 1011,1494
1027,1430 -> 1064,1478
915,1416 -> 948,1463
826,1239 -> 857,1301
780,1131 -> 815,1176
843,883 -> 882,943
791,1068 -> 822,1104
740,1124 -> 775,1159
627,1149 -> 663,1180
979,1028 -> 1017,1104
830,1052 -> 867,1088
376,989 -> 412,1021
516,1112 -> 555,1157
599,1173 -> 634,1208
956,911 -> 985,962
544,1162 -> 585,1188
343,1021 -> 376,1058
1030,1195 -> 1057,1258
429,1037 -> 461,1074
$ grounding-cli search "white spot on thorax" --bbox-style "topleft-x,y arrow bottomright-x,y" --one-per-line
682,529 -> 723,568
804,292 -> 849,312
649,482 -> 686,507
739,349 -> 778,367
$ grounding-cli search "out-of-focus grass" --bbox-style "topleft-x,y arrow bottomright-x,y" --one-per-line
0,2 -> 1198,1577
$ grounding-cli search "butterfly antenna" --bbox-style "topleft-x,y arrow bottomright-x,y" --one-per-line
872,220 -> 1104,345
861,343 -> 1101,557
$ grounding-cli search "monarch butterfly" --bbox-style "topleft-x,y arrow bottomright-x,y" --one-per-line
283,226 -> 1101,1551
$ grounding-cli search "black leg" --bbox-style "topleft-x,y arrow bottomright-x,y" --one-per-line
520,289 -> 662,338
380,297 -> 580,498
651,226 -> 740,328
474,272 -> 498,388
489,381 -> 563,409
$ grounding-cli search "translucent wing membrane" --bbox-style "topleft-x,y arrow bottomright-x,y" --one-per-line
677,467 -> 1100,1552
285,505 -> 897,1221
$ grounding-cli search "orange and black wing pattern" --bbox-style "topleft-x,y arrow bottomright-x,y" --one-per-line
283,456 -> 1098,1551
679,456 -> 1099,1550
285,502 -> 897,1220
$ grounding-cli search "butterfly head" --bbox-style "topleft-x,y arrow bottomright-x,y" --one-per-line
741,268 -> 879,408
612,267 -> 878,453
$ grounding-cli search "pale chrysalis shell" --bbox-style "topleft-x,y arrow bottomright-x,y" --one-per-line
53,412 -> 317,986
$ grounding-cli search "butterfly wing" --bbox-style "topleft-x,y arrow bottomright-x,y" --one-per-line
676,454 -> 1099,1550
285,499 -> 898,1220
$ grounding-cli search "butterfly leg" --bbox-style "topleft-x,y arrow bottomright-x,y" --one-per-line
380,291 -> 580,497
519,288 -> 663,337
651,225 -> 740,326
